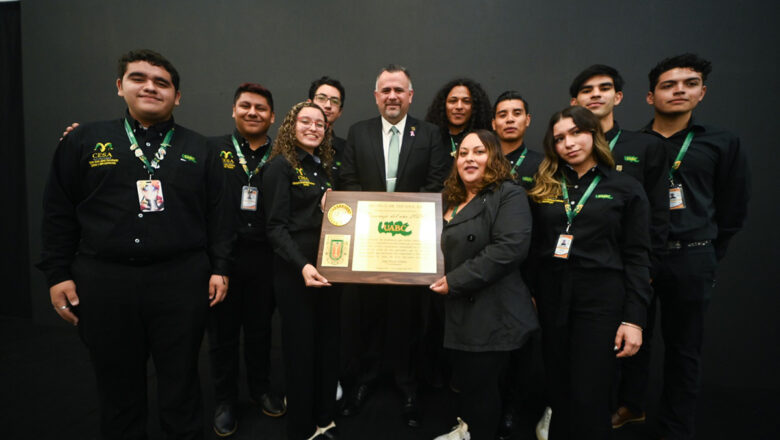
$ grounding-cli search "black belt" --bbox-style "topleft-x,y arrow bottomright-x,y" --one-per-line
666,239 -> 712,250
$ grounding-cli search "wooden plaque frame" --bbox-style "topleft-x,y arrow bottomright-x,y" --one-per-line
316,191 -> 444,285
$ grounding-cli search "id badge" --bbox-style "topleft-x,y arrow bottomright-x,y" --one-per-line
241,185 -> 259,211
137,180 -> 164,212
669,184 -> 686,210
554,234 -> 574,259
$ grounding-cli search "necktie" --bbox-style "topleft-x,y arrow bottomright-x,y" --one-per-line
387,126 -> 400,192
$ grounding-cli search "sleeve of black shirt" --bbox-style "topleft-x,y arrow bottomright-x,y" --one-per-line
447,184 -> 532,297
713,134 -> 750,261
37,130 -> 85,287
262,157 -> 310,270
339,125 -> 363,191
620,184 -> 652,328
644,137 -> 671,269
420,127 -> 451,193
204,137 -> 236,276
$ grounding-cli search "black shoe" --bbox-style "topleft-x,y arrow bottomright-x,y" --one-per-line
316,425 -> 340,439
401,395 -> 421,428
496,409 -> 516,440
256,392 -> 286,417
213,403 -> 237,437
340,384 -> 371,417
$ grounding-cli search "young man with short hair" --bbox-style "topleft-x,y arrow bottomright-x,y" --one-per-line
641,53 -> 750,440
207,82 -> 285,436
492,91 -> 543,190
308,76 -> 347,187
39,49 -> 233,439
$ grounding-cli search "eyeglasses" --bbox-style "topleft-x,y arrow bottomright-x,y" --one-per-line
297,117 -> 326,130
313,94 -> 342,108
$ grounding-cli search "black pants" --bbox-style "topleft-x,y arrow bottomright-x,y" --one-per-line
536,265 -> 624,440
274,254 -> 340,440
352,285 -> 423,396
450,350 -> 510,439
616,293 -> 657,413
207,241 -> 276,405
654,245 -> 716,440
72,252 -> 210,440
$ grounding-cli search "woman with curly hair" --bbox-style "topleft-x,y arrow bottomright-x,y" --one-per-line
527,106 -> 651,439
425,78 -> 492,155
430,129 -> 537,440
263,101 -> 339,440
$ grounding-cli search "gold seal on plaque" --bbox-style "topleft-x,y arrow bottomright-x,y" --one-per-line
327,203 -> 353,226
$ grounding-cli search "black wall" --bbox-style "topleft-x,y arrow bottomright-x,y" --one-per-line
20,0 -> 779,390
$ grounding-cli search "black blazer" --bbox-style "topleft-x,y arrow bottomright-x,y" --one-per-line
340,115 -> 451,192
441,181 -> 539,351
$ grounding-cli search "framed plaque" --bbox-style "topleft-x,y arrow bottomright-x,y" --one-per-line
317,191 -> 444,285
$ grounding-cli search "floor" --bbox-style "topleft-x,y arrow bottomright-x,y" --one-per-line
0,315 -> 775,439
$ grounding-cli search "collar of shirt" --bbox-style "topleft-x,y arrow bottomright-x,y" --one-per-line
232,129 -> 272,156
641,116 -> 705,140
505,142 -> 527,163
605,120 -> 622,141
560,161 -> 611,182
296,146 -> 321,165
125,109 -> 175,138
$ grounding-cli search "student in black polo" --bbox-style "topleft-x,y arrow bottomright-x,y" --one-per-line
207,83 -> 285,436
39,49 -> 233,439
263,102 -> 339,440
527,106 -> 651,439
568,64 -> 669,429
640,53 -> 750,440
308,76 -> 347,188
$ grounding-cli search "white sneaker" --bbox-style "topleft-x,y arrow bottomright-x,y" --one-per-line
535,407 -> 552,440
433,417 -> 471,440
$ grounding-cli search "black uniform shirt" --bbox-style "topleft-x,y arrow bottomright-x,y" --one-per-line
505,143 -> 544,190
331,133 -> 346,189
209,130 -> 272,243
641,119 -> 750,260
38,113 -> 234,286
263,148 -> 331,270
530,164 -> 651,325
607,122 -> 670,266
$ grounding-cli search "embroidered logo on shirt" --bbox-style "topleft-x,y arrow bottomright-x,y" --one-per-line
623,155 -> 639,163
89,142 -> 119,167
540,198 -> 564,204
292,167 -> 315,186
180,154 -> 197,164
219,150 -> 235,169
377,221 -> 412,236
595,194 -> 614,200
522,176 -> 533,183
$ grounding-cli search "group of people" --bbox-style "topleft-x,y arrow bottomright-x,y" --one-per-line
39,49 -> 749,440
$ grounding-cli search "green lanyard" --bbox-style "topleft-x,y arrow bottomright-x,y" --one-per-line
560,173 -> 602,232
450,136 -> 458,156
668,131 -> 695,181
608,130 -> 622,151
231,135 -> 271,182
124,118 -> 174,176
509,147 -> 527,177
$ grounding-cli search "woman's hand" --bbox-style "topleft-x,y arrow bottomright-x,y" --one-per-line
429,276 -> 449,295
302,264 -> 331,287
320,188 -> 332,212
614,322 -> 643,358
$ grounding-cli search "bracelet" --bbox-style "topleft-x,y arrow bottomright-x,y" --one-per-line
620,321 -> 643,332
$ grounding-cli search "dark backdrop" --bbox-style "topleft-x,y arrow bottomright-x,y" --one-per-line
19,0 -> 779,393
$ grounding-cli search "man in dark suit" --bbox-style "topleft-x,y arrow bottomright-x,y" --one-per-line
339,64 -> 451,427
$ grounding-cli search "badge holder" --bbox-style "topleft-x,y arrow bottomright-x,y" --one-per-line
137,179 -> 164,212
554,223 -> 573,259
669,182 -> 686,210
241,185 -> 259,211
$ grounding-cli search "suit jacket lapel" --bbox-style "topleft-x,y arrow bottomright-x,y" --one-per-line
370,117 -> 386,183
396,116 -> 417,183
446,193 -> 487,226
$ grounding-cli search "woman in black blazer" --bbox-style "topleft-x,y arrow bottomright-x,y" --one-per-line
263,101 -> 339,440
430,129 -> 538,439
527,106 -> 650,439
